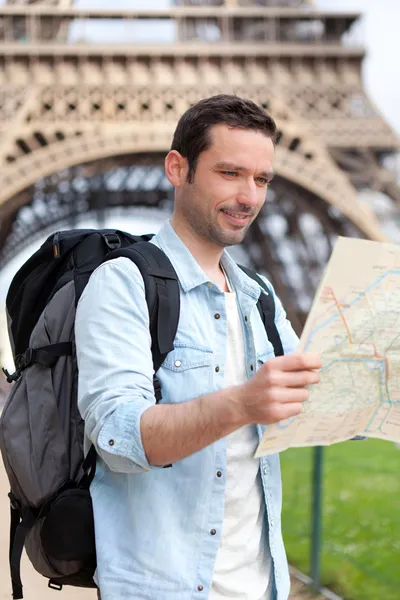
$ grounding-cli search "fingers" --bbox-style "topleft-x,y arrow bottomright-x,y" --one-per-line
266,352 -> 322,373
269,401 -> 303,422
245,352 -> 321,426
270,387 -> 310,404
264,369 -> 320,389
287,370 -> 320,387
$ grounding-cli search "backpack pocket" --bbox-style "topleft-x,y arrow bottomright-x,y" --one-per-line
40,487 -> 96,563
23,486 -> 96,585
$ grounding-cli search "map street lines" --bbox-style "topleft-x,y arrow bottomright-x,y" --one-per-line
256,236 -> 400,457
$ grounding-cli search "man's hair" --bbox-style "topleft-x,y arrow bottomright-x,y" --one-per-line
171,94 -> 277,183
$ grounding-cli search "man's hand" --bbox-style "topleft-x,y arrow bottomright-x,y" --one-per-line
236,353 -> 322,425
141,353 -> 322,467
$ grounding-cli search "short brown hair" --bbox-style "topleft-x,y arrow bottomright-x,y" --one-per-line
171,94 -> 277,183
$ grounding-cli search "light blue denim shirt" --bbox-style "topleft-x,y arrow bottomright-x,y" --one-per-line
75,221 -> 299,600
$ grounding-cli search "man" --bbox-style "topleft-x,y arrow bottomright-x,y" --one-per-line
75,94 -> 321,600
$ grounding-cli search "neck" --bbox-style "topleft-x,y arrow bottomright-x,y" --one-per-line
170,215 -> 228,291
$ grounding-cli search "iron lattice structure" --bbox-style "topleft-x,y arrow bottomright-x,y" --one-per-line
0,0 -> 399,330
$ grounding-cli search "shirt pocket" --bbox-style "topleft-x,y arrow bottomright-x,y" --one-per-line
159,344 -> 213,403
256,344 -> 275,370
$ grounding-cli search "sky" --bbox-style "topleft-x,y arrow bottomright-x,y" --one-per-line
0,0 -> 399,304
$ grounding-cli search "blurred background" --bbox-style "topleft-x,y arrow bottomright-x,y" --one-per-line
0,1 -> 399,598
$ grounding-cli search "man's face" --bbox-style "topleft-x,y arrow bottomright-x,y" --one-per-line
174,124 -> 275,248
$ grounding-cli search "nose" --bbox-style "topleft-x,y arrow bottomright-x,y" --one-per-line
237,178 -> 259,208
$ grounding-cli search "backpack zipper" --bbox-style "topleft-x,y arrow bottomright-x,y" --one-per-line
53,232 -> 61,259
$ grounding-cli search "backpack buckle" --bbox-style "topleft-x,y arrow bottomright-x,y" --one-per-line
103,233 -> 121,251
23,348 -> 34,367
48,580 -> 63,591
5,348 -> 35,383
2,367 -> 21,384
8,492 -> 21,512
14,348 -> 34,372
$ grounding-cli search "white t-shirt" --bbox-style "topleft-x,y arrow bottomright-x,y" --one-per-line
210,288 -> 272,599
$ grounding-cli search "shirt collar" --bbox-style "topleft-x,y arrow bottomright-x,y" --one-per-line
153,220 -> 262,300
220,251 -> 262,300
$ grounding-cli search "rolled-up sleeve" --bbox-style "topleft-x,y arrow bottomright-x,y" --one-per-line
75,257 -> 156,474
259,276 -> 299,355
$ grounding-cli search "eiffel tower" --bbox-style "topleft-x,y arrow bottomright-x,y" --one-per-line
0,0 -> 399,332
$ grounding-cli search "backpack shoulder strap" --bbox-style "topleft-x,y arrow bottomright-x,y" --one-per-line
103,241 -> 180,376
238,266 -> 284,357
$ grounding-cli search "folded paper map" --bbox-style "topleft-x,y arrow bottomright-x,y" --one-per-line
256,236 -> 400,457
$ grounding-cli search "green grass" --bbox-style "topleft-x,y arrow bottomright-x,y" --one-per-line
280,439 -> 400,600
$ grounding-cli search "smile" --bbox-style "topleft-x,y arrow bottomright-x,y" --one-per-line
221,210 -> 249,221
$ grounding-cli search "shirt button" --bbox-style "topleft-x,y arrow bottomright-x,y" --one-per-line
108,439 -> 115,446
263,467 -> 268,475
214,313 -> 221,320
245,316 -> 248,322
250,364 -> 254,371
210,529 -> 216,535
174,360 -> 182,368
215,366 -> 220,373
216,471 -> 222,478
207,282 -> 212,288
197,585 -> 204,591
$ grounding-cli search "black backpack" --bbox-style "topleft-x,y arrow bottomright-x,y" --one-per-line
0,228 -> 283,599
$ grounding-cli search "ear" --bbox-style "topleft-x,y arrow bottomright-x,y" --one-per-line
165,150 -> 188,187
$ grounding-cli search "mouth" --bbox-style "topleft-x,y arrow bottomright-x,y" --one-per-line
220,209 -> 251,228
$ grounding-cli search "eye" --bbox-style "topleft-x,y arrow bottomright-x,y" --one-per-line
222,171 -> 238,177
256,177 -> 269,186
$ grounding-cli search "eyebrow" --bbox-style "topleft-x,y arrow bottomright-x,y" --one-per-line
214,162 -> 274,183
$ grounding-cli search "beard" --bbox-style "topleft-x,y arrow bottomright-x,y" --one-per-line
180,184 -> 257,248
